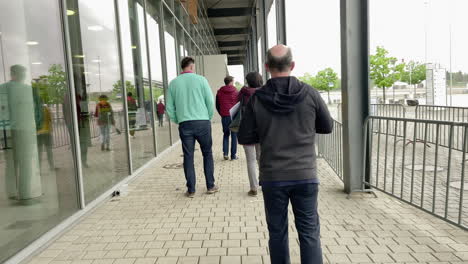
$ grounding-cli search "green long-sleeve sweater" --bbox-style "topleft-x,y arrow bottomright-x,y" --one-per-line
166,73 -> 214,124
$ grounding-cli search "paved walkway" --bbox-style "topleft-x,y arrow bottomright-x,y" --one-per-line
27,126 -> 468,264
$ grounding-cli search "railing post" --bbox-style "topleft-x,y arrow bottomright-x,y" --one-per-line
340,0 -> 370,193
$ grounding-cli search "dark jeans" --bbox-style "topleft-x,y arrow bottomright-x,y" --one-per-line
221,116 -> 237,158
179,120 -> 215,193
157,113 -> 164,127
262,183 -> 322,264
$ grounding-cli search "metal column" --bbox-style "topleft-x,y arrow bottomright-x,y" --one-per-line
258,0 -> 268,81
340,0 -> 370,193
276,0 -> 286,45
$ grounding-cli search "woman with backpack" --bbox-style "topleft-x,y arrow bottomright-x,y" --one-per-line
238,72 -> 263,196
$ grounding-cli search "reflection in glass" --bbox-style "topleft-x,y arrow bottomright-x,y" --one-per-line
147,0 -> 171,153
164,7 -> 180,143
67,0 -> 129,203
267,0 -> 277,49
0,1 -> 79,261
119,0 -> 156,169
258,36 -> 263,75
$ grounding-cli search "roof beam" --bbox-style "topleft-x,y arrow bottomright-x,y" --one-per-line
218,41 -> 245,47
221,50 -> 243,55
207,7 -> 251,17
213,27 -> 249,35
227,56 -> 244,61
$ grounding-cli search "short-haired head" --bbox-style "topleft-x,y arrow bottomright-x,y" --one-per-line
224,76 -> 234,86
181,57 -> 195,71
127,92 -> 133,97
245,72 -> 263,88
11,64 -> 27,82
265,45 -> 295,76
99,94 -> 108,101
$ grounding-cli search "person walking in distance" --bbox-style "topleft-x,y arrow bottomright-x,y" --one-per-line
127,92 -> 137,138
166,57 -> 218,198
95,94 -> 115,151
238,45 -> 333,264
157,99 -> 165,127
216,76 -> 239,160
238,72 -> 263,196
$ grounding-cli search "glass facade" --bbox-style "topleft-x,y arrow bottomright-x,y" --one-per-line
0,0 -> 218,262
0,1 -> 80,262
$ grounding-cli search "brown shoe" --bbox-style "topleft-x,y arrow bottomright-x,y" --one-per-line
206,185 -> 219,194
248,190 -> 258,197
185,191 -> 195,198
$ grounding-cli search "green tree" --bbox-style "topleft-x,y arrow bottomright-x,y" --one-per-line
47,64 -> 67,106
113,80 -> 136,99
299,69 -> 338,104
313,68 -> 338,104
401,61 -> 426,85
369,46 -> 405,102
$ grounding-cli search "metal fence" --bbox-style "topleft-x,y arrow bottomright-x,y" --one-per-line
51,111 -> 127,148
416,105 -> 468,123
317,119 -> 343,181
336,103 -> 406,121
415,105 -> 468,151
364,116 -> 468,229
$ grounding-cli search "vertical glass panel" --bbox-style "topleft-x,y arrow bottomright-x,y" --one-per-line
147,0 -> 170,153
0,1 -> 79,261
119,0 -> 156,169
258,37 -> 263,74
67,0 -> 129,203
267,0 -> 277,48
177,25 -> 185,62
163,7 -> 179,142
164,8 -> 177,81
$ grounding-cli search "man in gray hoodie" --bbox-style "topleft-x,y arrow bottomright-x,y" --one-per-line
238,45 -> 333,264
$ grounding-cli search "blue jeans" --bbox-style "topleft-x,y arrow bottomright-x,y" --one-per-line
221,116 -> 237,158
179,120 -> 215,193
262,183 -> 322,264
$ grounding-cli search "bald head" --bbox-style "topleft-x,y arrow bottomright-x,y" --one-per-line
266,45 -> 294,76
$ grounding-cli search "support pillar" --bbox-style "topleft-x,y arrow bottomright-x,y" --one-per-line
340,0 -> 370,193
276,0 -> 286,45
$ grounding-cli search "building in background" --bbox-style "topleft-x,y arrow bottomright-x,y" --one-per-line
426,63 -> 447,106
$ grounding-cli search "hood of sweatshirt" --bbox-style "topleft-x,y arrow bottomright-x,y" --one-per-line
255,76 -> 308,114
218,85 -> 237,94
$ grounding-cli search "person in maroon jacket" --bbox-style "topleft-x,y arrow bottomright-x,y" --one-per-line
157,99 -> 165,127
216,76 -> 239,160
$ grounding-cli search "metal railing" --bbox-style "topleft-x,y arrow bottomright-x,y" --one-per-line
363,116 -> 468,229
416,105 -> 468,122
336,103 -> 406,121
415,105 -> 468,151
317,119 -> 343,181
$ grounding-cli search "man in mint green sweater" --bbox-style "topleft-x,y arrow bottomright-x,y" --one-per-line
166,57 -> 218,198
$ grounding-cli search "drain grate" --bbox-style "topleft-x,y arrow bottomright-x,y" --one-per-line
163,163 -> 183,169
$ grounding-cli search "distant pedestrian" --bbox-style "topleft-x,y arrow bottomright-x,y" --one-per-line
166,57 -> 218,198
157,99 -> 165,127
127,92 -> 138,138
95,94 -> 115,151
36,104 -> 55,170
237,72 -> 263,196
216,76 -> 239,160
238,45 -> 333,264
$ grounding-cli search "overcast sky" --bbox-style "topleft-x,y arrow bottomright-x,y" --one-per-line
230,0 -> 468,83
